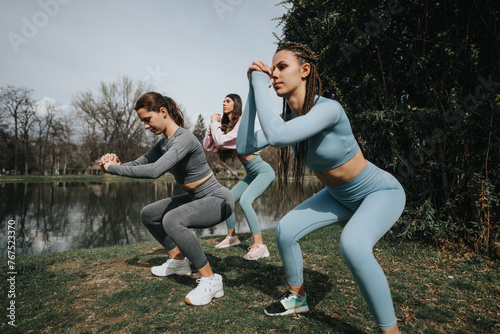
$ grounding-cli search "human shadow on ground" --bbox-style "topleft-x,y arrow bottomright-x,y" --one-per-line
123,238 -> 363,333
125,248 -> 196,286
204,252 -> 363,334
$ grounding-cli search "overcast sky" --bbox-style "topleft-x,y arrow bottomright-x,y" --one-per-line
0,0 -> 287,125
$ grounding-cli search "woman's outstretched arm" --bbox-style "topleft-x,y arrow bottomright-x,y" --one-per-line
250,71 -> 341,147
236,76 -> 270,155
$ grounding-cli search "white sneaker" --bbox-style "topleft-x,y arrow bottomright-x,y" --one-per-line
185,274 -> 224,306
151,258 -> 191,277
215,236 -> 241,249
243,244 -> 270,260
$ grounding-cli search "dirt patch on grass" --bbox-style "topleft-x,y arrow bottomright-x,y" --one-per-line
47,255 -> 160,333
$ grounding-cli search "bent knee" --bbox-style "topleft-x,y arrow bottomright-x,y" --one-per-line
161,211 -> 184,231
274,220 -> 297,245
140,206 -> 154,226
239,197 -> 255,214
339,234 -> 375,269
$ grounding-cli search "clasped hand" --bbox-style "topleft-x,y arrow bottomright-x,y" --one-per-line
99,153 -> 121,172
247,60 -> 274,87
210,113 -> 221,123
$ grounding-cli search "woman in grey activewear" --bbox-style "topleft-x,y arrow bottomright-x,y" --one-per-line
100,92 -> 234,306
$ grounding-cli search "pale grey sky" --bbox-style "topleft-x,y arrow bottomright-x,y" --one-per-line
0,0 -> 287,125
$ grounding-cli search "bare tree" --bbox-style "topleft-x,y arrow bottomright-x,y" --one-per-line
178,103 -> 192,131
72,76 -> 154,164
57,115 -> 75,174
19,103 -> 36,174
0,85 -> 34,173
0,98 -> 9,171
34,99 -> 59,173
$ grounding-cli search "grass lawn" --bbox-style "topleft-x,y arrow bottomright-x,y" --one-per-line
1,226 -> 498,333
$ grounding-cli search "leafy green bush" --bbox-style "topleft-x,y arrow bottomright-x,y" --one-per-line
276,0 -> 499,255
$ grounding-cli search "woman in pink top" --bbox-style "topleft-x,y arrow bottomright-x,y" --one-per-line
204,94 -> 275,260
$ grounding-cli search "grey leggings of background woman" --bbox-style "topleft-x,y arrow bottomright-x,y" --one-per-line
141,175 -> 234,269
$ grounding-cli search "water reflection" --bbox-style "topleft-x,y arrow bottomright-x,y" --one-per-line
0,179 -> 323,255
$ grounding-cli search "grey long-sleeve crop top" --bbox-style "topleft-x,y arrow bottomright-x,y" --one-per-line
108,127 -> 212,184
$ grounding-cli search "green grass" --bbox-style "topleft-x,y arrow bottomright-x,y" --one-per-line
1,227 -> 498,333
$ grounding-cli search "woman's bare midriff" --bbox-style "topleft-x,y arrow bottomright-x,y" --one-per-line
237,153 -> 258,164
180,172 -> 214,191
313,149 -> 367,186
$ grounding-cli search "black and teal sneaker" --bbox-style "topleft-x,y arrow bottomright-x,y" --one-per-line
264,291 -> 309,316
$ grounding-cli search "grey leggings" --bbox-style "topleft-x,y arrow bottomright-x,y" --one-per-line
141,175 -> 234,269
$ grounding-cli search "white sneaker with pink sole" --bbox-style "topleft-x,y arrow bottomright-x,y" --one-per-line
243,244 -> 270,260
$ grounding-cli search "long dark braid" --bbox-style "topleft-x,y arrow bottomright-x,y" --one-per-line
276,43 -> 323,198
134,92 -> 185,128
218,94 -> 242,162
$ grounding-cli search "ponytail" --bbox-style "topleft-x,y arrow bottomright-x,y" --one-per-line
134,92 -> 185,128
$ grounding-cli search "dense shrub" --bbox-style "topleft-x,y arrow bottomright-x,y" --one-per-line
276,0 -> 499,255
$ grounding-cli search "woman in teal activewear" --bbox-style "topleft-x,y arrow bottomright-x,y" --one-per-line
204,93 -> 275,260
237,43 -> 405,334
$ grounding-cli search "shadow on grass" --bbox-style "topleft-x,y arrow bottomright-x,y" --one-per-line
121,234 -> 364,332
205,253 -> 363,334
124,249 -> 198,288
307,310 -> 365,334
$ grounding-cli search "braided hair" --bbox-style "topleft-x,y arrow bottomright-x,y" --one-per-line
275,43 -> 323,198
218,94 -> 242,162
134,92 -> 185,128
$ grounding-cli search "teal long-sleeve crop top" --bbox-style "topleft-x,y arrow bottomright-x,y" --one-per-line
236,71 -> 360,172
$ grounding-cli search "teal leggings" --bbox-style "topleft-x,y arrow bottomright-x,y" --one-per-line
275,161 -> 405,329
225,155 -> 275,235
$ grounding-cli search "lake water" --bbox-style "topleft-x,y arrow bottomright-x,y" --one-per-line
0,179 -> 323,255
